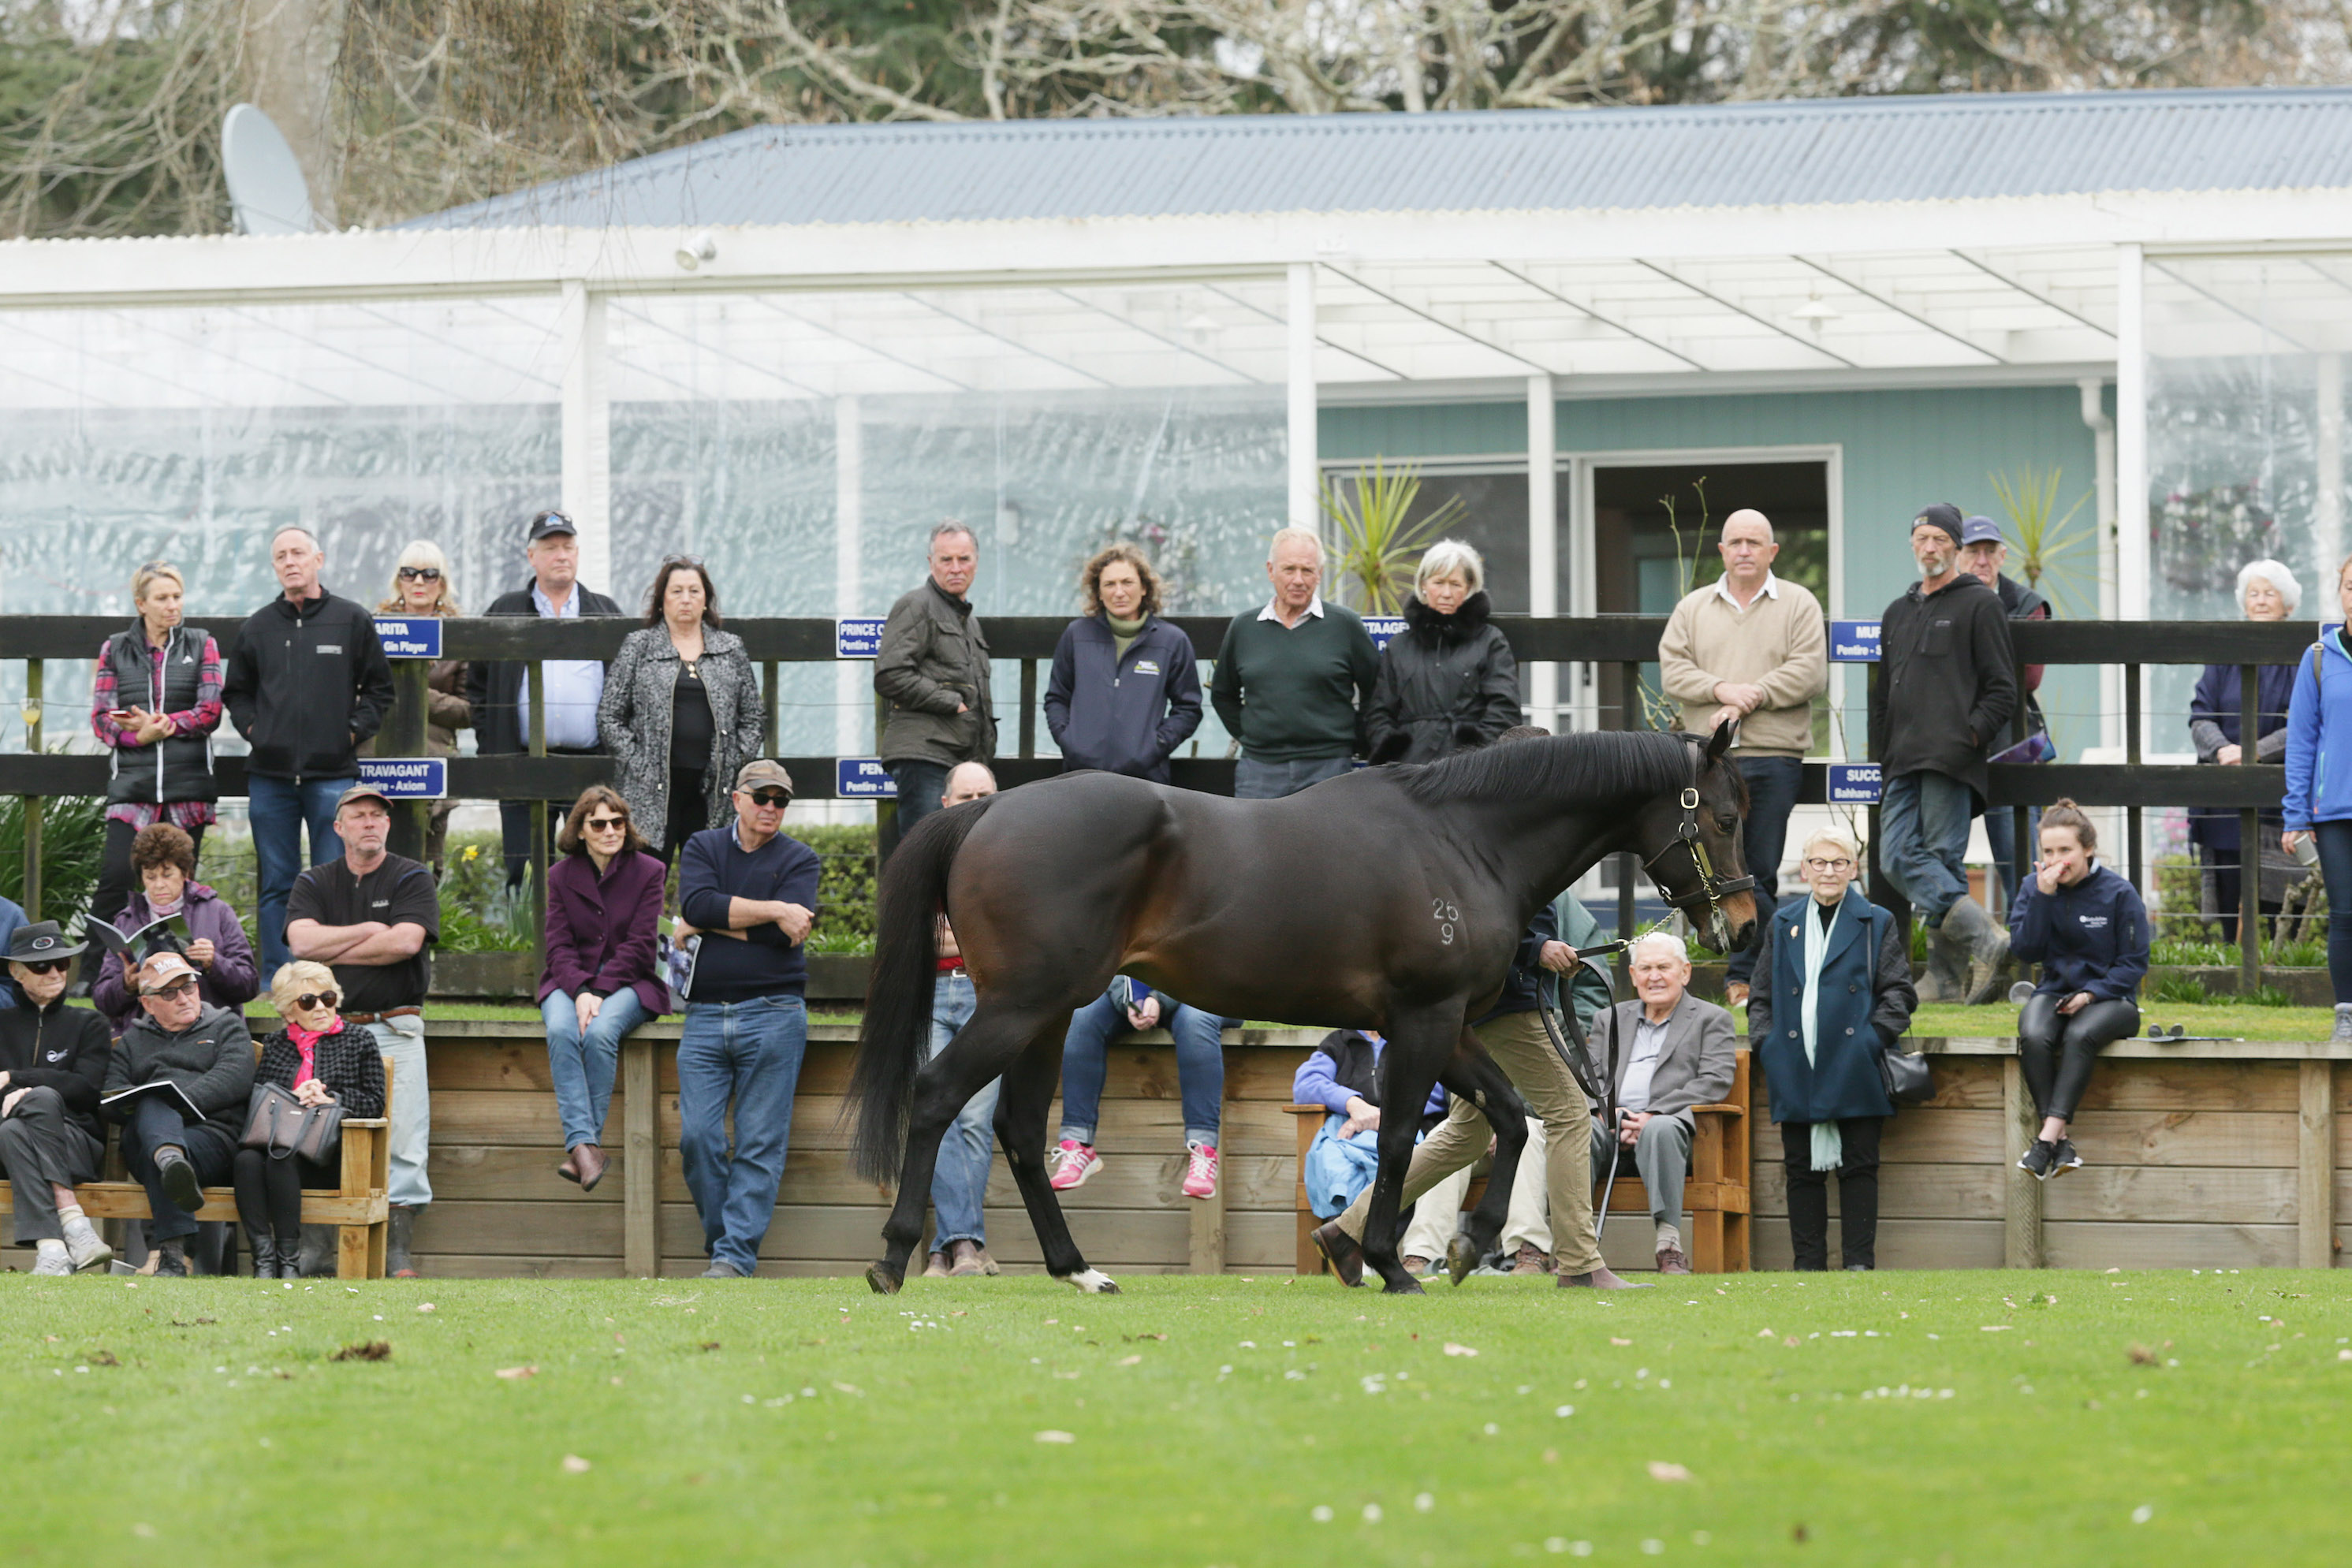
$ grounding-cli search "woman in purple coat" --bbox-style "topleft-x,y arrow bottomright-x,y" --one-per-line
91,823 -> 259,1034
541,784 -> 669,1191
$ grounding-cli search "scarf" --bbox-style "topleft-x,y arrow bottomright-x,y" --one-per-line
1107,613 -> 1146,661
285,1017 -> 343,1086
1799,895 -> 1844,1172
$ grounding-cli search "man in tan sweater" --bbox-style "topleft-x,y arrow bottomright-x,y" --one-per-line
1657,509 -> 1828,1006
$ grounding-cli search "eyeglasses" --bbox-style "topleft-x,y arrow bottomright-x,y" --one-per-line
147,978 -> 198,999
583,816 -> 627,832
741,789 -> 791,809
661,554 -> 706,568
17,959 -> 67,977
397,566 -> 442,582
1803,857 -> 1856,872
292,991 -> 340,1012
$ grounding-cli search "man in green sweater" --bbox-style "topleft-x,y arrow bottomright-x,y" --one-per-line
1210,528 -> 1381,799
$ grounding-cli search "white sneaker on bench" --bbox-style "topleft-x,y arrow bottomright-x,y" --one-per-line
62,1215 -> 113,1273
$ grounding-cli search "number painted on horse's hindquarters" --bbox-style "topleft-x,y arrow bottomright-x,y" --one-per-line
1430,896 -> 1460,944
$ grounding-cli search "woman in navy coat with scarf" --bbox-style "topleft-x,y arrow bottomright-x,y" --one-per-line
1044,544 -> 1202,782
1746,823 -> 1918,1271
2187,559 -> 2300,942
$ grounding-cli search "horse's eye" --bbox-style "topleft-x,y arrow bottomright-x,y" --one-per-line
1716,816 -> 1739,835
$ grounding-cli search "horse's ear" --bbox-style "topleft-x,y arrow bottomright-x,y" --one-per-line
1705,717 -> 1736,761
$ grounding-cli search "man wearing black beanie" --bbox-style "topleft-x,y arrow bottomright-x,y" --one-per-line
1869,504 -> 2019,1003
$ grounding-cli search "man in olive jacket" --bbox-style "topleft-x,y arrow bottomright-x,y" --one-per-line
1869,503 -> 2018,1004
875,523 -> 996,832
106,951 -> 256,1276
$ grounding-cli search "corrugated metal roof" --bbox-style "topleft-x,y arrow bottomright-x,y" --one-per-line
410,88 -> 2352,231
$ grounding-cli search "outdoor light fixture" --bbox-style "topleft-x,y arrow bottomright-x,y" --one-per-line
997,498 -> 1023,545
676,232 -> 718,271
1791,293 -> 1840,335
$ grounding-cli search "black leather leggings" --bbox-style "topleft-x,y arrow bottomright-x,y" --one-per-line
2016,993 -> 2139,1123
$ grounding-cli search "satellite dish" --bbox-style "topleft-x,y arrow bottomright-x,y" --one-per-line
222,104 -> 315,236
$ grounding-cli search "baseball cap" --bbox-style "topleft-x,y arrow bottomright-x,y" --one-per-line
1958,514 -> 2005,548
732,759 -> 796,800
527,509 -> 577,542
136,950 -> 199,993
1911,503 -> 1963,542
335,782 -> 393,813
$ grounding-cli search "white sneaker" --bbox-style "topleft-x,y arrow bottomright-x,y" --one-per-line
32,1240 -> 72,1276
62,1216 -> 114,1272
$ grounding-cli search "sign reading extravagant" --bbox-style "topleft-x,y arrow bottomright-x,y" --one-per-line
358,758 -> 446,800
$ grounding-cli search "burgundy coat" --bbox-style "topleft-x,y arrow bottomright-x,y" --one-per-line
91,882 -> 262,1035
539,849 -> 669,1017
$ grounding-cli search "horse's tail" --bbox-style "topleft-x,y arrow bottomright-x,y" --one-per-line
849,797 -> 998,1184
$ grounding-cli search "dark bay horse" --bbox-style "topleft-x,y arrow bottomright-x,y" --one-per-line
849,724 -> 1758,1294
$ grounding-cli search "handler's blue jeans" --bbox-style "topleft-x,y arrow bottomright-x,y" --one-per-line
678,994 -> 807,1274
1058,993 -> 1229,1148
249,773 -> 352,970
1880,769 -> 1974,925
542,987 -> 656,1151
925,970 -> 998,1249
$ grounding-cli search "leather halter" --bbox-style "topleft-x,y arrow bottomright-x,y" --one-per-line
1638,739 -> 1756,925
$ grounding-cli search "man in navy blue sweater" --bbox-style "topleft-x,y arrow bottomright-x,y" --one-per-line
674,760 -> 822,1278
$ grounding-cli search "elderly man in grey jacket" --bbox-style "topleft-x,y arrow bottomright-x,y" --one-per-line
875,523 -> 997,835
1590,930 -> 1738,1276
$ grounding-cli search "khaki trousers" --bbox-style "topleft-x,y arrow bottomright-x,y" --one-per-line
1335,1010 -> 1602,1275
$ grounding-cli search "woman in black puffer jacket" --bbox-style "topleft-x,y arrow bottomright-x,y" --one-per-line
1365,539 -> 1523,765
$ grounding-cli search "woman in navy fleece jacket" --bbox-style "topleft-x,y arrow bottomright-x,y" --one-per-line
2007,799 -> 2148,1181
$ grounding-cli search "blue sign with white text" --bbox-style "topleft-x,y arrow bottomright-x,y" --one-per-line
1826,762 -> 1882,805
374,616 -> 443,661
1363,616 -> 1406,652
1828,620 -> 1880,663
837,618 -> 889,658
357,758 -> 446,800
837,758 -> 896,799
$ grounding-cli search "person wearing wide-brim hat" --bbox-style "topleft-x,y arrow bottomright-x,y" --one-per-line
0,922 -> 115,1274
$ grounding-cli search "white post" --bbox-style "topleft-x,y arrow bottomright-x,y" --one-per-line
2081,377 -> 2119,753
1526,373 -> 1557,730
2115,245 -> 2149,624
835,395 -> 866,763
2319,353 -> 2344,579
1288,263 -> 1318,531
559,281 -> 612,594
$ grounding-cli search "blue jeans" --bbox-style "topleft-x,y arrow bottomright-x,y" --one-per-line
889,761 -> 953,828
1726,754 -> 1803,986
542,987 -> 656,1151
249,773 -> 354,971
1232,754 -> 1352,799
1058,992 -> 1228,1147
677,994 -> 808,1274
1880,769 -> 1974,925
924,971 -> 999,1249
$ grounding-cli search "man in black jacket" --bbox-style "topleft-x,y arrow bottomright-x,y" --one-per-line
107,951 -> 256,1276
465,512 -> 625,889
223,526 -> 396,972
0,922 -> 114,1274
1869,504 -> 2019,1004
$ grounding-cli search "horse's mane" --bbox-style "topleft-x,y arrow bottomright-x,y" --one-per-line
1400,728 -> 1694,806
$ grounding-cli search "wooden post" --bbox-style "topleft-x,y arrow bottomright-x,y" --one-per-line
1189,1052 -> 1227,1274
2003,1056 -> 2043,1269
2124,662 -> 2143,895
623,1037 -> 659,1279
2298,1059 -> 2335,1270
527,661 -> 550,974
874,691 -> 897,860
2240,664 -> 2261,992
21,657 -> 39,919
762,660 -> 778,754
1019,658 -> 1037,759
386,659 -> 431,865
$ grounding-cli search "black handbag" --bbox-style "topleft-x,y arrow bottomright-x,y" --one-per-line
241,1081 -> 344,1164
1878,1045 -> 1935,1106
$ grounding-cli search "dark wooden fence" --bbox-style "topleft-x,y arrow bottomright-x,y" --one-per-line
0,614 -> 2302,983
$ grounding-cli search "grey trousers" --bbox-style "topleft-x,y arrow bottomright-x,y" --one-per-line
1590,1112 -> 1694,1233
0,1087 -> 103,1243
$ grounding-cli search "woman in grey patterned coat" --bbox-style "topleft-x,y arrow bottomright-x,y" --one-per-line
597,557 -> 766,860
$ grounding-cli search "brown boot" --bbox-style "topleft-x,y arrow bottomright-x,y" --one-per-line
1510,1242 -> 1553,1276
1656,1245 -> 1692,1276
1558,1265 -> 1653,1290
947,1239 -> 990,1277
922,1251 -> 952,1279
571,1143 -> 607,1193
1310,1220 -> 1364,1287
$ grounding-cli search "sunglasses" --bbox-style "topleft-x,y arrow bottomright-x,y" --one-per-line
397,566 -> 442,582
741,789 -> 790,809
16,959 -> 68,977
661,554 -> 707,568
583,816 -> 627,832
292,991 -> 340,1012
147,977 -> 198,999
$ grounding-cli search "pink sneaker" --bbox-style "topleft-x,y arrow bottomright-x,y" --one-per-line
1047,1139 -> 1101,1191
1182,1141 -> 1219,1200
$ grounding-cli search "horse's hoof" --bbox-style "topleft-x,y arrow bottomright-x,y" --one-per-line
1063,1268 -> 1120,1294
864,1261 -> 903,1295
1381,1276 -> 1427,1294
1444,1234 -> 1479,1287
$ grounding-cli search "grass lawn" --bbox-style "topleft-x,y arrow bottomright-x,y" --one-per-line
4,1272 -> 2345,1566
1903,1002 -> 2338,1042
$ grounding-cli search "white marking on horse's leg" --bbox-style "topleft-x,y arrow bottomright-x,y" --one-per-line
1065,1268 -> 1120,1294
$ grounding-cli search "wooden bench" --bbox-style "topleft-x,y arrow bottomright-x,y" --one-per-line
1287,1049 -> 1751,1274
1,1059 -> 394,1279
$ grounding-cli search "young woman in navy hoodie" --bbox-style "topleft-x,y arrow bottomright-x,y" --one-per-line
2007,799 -> 2149,1179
